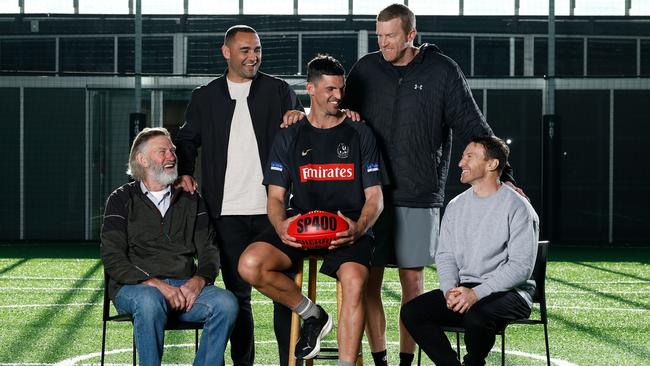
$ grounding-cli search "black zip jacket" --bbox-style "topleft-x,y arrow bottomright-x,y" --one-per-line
343,44 -> 513,208
176,71 -> 303,218
100,181 -> 219,301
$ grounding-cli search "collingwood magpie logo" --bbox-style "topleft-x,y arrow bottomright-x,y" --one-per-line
336,143 -> 349,159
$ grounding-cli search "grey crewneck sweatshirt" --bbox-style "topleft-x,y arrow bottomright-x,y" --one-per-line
436,184 -> 539,307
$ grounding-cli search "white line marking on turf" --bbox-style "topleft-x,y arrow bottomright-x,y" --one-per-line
0,276 -> 103,281
548,289 -> 650,294
52,344 -> 579,366
53,344 -> 195,366
2,275 -> 650,287
548,305 -> 650,312
0,287 -> 100,291
4,286 -> 650,296
550,280 -> 650,284
433,345 -> 578,366
250,301 -> 650,312
0,303 -> 100,308
503,350 -> 577,366
2,301 -> 649,313
52,341 -> 577,366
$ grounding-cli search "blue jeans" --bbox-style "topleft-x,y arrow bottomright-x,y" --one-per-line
114,279 -> 238,366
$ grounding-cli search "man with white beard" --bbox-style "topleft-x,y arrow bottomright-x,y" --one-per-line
101,127 -> 239,366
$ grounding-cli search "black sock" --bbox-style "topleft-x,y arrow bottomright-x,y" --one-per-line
399,352 -> 414,366
371,350 -> 388,366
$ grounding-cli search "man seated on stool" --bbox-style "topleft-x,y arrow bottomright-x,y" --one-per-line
401,136 -> 539,366
238,55 -> 385,366
101,127 -> 238,366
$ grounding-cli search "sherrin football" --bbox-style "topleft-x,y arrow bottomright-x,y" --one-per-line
288,210 -> 349,249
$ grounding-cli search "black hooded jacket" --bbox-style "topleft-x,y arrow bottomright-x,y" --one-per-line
343,44 -> 513,208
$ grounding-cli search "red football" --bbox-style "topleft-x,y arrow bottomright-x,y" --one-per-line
287,210 -> 349,249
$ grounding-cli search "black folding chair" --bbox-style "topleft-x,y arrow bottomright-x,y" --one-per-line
417,241 -> 551,366
100,271 -> 204,365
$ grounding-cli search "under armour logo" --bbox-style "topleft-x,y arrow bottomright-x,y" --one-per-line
414,84 -> 423,90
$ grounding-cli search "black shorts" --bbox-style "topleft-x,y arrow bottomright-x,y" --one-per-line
253,225 -> 374,280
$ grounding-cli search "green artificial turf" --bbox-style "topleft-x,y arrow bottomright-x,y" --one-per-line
0,242 -> 648,365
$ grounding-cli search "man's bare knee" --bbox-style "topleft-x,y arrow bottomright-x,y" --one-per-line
342,276 -> 367,296
238,242 -> 267,285
399,267 -> 424,301
338,263 -> 369,299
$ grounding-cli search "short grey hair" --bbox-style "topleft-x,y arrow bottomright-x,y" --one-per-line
126,127 -> 171,181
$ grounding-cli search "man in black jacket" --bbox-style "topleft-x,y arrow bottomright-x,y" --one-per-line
175,25 -> 304,366
342,4 -> 521,366
101,127 -> 238,366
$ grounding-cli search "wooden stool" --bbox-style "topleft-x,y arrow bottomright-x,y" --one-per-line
288,255 -> 363,366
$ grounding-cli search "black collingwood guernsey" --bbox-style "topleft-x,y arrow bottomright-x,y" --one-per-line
263,117 -> 383,221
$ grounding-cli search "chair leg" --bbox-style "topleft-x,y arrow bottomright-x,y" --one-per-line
289,309 -> 301,366
195,328 -> 199,353
132,331 -> 136,366
100,321 -> 107,366
308,258 -> 318,303
501,332 -> 505,366
336,280 -> 342,322
456,332 -> 461,360
288,261 -> 304,366
543,323 -> 551,366
356,347 -> 364,366
306,258 -> 318,366
417,346 -> 422,366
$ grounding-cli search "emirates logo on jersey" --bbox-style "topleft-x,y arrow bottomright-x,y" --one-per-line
299,163 -> 355,182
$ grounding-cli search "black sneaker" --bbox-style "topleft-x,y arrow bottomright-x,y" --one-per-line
294,305 -> 332,359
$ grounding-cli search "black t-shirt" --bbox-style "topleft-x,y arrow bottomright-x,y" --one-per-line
264,117 -> 384,221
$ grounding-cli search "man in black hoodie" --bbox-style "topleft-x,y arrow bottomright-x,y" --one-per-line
342,4 -> 522,366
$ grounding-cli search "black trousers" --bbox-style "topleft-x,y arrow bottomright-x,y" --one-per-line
401,287 -> 531,366
215,215 -> 296,366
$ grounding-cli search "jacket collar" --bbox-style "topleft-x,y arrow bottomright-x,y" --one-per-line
131,180 -> 184,206
378,43 -> 441,67
217,68 -> 264,100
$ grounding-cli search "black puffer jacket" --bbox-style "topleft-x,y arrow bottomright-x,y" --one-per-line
344,44 -> 512,208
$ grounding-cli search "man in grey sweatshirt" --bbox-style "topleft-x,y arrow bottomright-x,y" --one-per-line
400,135 -> 539,366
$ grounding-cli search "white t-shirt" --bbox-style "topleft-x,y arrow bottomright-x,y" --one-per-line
221,79 -> 267,215
140,181 -> 171,217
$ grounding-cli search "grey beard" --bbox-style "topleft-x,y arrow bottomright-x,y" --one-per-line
149,164 -> 177,187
